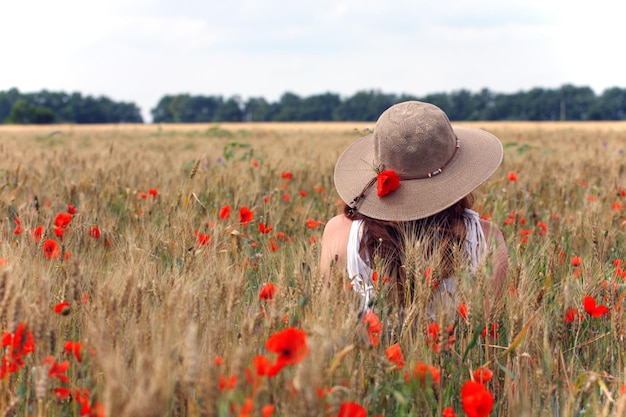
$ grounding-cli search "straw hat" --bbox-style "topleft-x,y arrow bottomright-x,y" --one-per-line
334,101 -> 503,221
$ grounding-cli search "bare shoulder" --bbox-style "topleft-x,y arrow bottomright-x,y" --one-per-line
320,214 -> 353,277
324,214 -> 353,234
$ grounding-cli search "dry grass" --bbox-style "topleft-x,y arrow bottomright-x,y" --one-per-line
1,121 -> 626,417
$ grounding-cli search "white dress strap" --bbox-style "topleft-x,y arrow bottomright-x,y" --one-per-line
463,208 -> 487,274
346,219 -> 374,311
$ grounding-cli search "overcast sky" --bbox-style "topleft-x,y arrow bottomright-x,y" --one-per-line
1,0 -> 623,121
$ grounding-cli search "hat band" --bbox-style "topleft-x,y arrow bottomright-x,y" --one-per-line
346,138 -> 460,217
399,138 -> 460,180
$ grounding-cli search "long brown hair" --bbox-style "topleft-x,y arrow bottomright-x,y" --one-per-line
344,194 -> 474,303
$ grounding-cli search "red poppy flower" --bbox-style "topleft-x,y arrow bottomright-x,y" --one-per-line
413,362 -> 441,386
425,321 -> 441,352
259,282 -> 277,301
583,295 -> 609,317
195,231 -> 211,245
43,356 -> 70,383
338,402 -> 366,417
282,193 -> 290,201
237,398 -> 254,416
507,171 -> 518,181
481,323 -> 499,339
53,387 -> 72,400
64,341 -> 83,362
53,227 -> 65,239
299,190 -> 307,197
31,225 -> 45,242
458,303 -> 468,319
472,367 -> 493,384
261,404 -> 275,417
461,380 -> 494,417
89,226 -> 101,239
571,256 -> 582,267
385,343 -> 405,369
259,222 -> 273,234
54,301 -> 71,315
148,188 -> 158,198
218,374 -> 237,391
306,218 -> 322,229
43,239 -> 61,260
536,221 -> 548,235
54,213 -> 73,229
564,308 -> 583,323
219,205 -> 231,220
252,354 -> 272,376
265,327 -> 310,375
66,204 -> 78,214
377,170 -> 400,197
74,388 -> 103,416
13,217 -> 22,235
1,323 -> 35,376
280,171 -> 293,180
442,407 -> 457,417
363,310 -> 382,347
239,206 -> 254,225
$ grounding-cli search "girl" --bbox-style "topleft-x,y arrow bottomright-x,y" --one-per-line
321,101 -> 508,317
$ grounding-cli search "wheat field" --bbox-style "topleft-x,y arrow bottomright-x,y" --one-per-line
2,121 -> 626,417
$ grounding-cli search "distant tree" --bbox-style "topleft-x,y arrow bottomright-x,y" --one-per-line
273,92 -> 302,121
447,89 -> 476,121
0,88 -> 142,124
152,95 -> 178,122
243,97 -> 278,121
559,84 -> 596,120
486,91 -> 526,120
0,88 -> 21,121
471,88 -> 497,120
5,100 -> 55,124
300,93 -> 341,121
189,96 -> 222,122
334,90 -> 397,121
146,84 -> 626,123
588,87 -> 626,120
152,94 -> 193,123
214,96 -> 243,122
524,88 -> 560,120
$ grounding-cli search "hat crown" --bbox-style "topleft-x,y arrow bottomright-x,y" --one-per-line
373,101 -> 457,178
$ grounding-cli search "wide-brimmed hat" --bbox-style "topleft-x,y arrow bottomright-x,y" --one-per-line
334,101 -> 503,221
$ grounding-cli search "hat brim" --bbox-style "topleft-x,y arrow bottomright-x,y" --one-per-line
334,126 -> 503,221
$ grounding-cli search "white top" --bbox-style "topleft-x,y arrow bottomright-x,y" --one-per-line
346,208 -> 486,314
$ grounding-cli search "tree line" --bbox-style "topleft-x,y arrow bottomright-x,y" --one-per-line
0,88 -> 143,124
2,85 -> 625,124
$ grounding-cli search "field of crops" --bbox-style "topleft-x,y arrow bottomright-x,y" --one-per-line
2,120 -> 626,417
